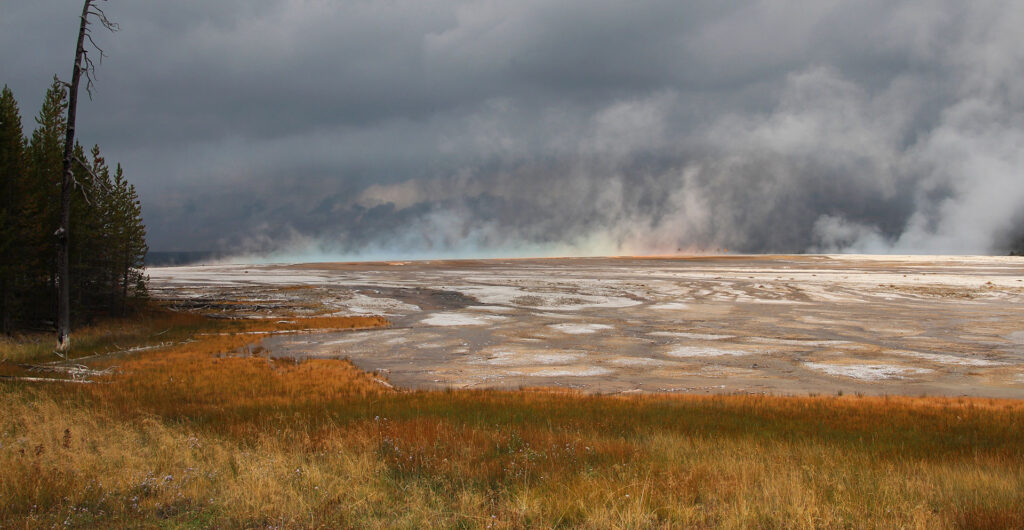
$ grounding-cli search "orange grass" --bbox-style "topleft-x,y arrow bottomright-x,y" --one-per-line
2,310 -> 1023,527
0,309 -> 211,364
241,315 -> 389,332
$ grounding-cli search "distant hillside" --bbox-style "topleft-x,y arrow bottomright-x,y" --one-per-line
146,251 -> 229,266
1004,229 -> 1024,256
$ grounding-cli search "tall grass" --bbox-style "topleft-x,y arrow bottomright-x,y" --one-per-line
1,309 -> 1022,527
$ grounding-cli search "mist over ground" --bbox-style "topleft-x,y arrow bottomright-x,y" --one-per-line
3,1 -> 1022,259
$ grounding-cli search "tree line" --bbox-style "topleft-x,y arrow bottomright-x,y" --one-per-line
0,78 -> 148,334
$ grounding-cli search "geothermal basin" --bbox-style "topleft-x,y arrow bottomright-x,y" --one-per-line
148,255 -> 1024,397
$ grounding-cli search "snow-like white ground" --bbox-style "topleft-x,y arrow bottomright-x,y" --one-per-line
803,362 -> 934,381
148,255 -> 1024,397
549,323 -> 614,334
419,313 -> 507,327
666,346 -> 750,358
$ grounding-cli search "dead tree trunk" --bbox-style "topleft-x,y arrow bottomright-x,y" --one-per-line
56,0 -> 116,353
55,1 -> 93,353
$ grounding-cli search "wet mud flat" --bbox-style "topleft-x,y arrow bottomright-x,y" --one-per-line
149,255 -> 1024,397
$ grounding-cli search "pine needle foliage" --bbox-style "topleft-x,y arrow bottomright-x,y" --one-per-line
0,81 -> 148,335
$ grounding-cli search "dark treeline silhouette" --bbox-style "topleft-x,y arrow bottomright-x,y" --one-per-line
146,251 -> 228,267
0,79 -> 147,334
1009,237 -> 1024,256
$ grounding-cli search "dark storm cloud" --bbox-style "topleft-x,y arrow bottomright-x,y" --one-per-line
2,0 -> 1022,257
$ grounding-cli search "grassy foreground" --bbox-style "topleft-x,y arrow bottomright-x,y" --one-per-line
1,309 -> 1023,528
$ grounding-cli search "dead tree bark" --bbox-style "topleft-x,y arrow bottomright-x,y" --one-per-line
56,0 -> 117,353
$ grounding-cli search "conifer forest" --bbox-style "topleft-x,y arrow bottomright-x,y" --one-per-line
0,79 -> 147,335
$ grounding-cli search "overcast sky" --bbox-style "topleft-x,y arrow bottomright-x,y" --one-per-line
2,0 -> 1022,258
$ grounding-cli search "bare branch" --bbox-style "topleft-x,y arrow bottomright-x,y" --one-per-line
21,363 -> 117,379
73,154 -> 101,182
78,1 -> 118,100
84,33 -> 107,61
71,154 -> 114,205
82,52 -> 97,98
72,176 -> 92,206
0,376 -> 96,384
89,3 -> 119,31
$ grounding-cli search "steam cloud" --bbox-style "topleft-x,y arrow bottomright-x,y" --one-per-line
3,1 -> 1022,258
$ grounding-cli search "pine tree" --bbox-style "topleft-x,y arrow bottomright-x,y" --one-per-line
72,143 -> 122,317
69,141 -> 104,318
0,85 -> 27,334
25,78 -> 68,322
87,145 -> 121,313
111,164 -> 147,314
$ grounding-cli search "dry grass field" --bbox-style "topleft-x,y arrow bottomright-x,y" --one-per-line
2,307 -> 1023,528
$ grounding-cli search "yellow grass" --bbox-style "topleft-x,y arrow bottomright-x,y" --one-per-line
1,309 -> 1023,527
